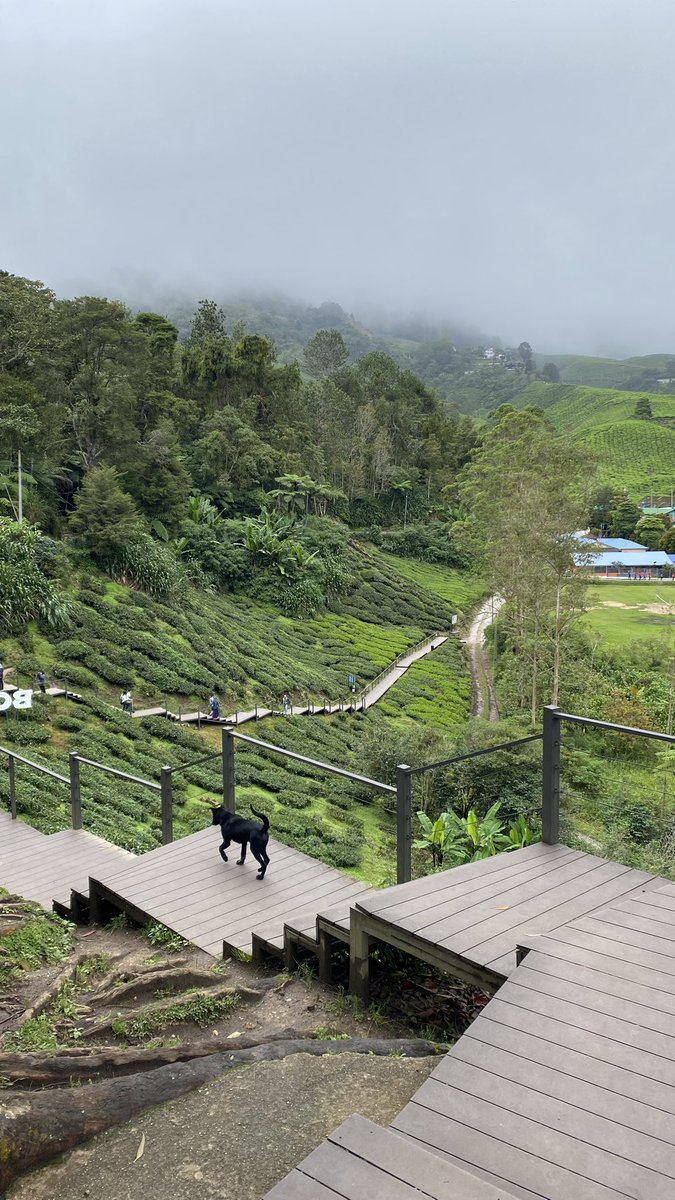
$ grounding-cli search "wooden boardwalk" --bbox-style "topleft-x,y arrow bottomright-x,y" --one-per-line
132,634 -> 449,724
89,827 -> 372,958
267,875 -> 675,1200
266,1114 -> 519,1199
349,841 -> 661,994
0,810 -> 132,916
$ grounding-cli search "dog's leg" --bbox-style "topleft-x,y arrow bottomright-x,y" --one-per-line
253,846 -> 269,880
237,838 -> 248,866
219,837 -> 231,863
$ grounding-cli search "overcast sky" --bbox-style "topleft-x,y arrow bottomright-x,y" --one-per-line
2,0 -> 674,355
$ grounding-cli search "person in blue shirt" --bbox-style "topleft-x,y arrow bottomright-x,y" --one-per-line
209,694 -> 221,720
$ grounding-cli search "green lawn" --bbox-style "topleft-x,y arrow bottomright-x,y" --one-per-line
582,582 -> 675,649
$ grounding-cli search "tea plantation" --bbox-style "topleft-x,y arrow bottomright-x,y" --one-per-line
0,549 -> 477,883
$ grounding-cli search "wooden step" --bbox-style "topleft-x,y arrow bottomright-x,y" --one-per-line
90,827 -> 368,959
265,1113 -> 517,1198
0,820 -> 134,914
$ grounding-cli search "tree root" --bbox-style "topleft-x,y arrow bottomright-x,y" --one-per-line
0,1035 -> 443,1191
90,965 -> 231,1008
78,984 -> 262,1041
0,1027 -> 362,1085
20,954 -> 90,1025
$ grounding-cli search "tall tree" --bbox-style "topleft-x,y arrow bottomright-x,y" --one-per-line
634,514 -> 670,549
609,495 -> 641,538
304,329 -> 349,376
518,341 -> 534,375
68,466 -> 139,562
0,272 -> 54,374
458,408 -> 592,719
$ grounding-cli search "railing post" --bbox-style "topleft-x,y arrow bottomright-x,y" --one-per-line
69,752 -> 82,830
396,764 -> 413,884
542,705 -> 561,845
160,766 -> 173,845
8,753 -> 16,819
222,727 -> 236,814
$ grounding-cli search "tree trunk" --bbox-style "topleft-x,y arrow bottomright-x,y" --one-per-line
0,1036 -> 442,1192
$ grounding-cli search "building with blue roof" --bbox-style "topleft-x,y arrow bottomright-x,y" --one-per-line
574,538 -> 673,577
597,538 -> 648,550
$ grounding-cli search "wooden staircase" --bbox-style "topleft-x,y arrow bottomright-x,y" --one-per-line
0,811 -> 133,920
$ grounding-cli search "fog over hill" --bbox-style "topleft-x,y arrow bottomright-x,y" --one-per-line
3,0 -> 675,354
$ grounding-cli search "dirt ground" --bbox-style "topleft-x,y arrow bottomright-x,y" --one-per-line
6,1052 -> 438,1200
1,919 -> 480,1198
1,924 -> 393,1049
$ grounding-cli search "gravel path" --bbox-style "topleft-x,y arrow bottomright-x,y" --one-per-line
466,595 -> 503,721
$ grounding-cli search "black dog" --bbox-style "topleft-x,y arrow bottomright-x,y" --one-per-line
211,804 -> 270,880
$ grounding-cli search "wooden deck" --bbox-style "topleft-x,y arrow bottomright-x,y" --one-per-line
266,1114 -> 519,1199
267,875 -> 675,1200
392,885 -> 675,1200
349,841 -> 662,996
0,810 -> 133,916
89,827 -> 372,958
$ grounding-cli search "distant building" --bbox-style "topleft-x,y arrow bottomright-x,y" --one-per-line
574,536 -> 672,578
639,505 -> 675,524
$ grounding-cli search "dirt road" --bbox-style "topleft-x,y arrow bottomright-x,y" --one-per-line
466,595 -> 503,721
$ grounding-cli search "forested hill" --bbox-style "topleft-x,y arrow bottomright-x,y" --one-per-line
0,273 -> 476,622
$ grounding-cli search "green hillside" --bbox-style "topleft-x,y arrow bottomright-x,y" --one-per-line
534,352 -> 675,391
0,549 -> 475,883
514,381 -> 675,495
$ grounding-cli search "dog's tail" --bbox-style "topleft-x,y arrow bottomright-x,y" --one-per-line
250,806 -> 270,832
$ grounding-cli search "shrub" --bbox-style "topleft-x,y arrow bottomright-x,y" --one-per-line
111,533 -> 181,598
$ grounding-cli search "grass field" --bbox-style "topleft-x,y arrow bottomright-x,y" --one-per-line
582,582 -> 675,650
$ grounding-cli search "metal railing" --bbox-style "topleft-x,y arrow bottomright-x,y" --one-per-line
348,630 -> 450,713
0,746 -> 69,820
213,727 -> 410,877
0,745 -> 167,842
397,733 -> 544,880
542,705 -> 675,845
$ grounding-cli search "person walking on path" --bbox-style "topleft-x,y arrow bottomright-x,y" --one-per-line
282,692 -> 292,716
0,663 -> 4,691
209,693 -> 220,720
37,670 -> 47,694
120,690 -> 133,714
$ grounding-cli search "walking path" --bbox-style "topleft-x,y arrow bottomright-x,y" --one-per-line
465,596 -> 502,721
131,633 -> 450,724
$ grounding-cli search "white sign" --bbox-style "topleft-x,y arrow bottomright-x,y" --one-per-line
0,689 -> 33,711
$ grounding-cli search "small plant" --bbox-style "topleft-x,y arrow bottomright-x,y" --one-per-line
414,803 -> 534,870
0,910 -> 74,982
5,1014 -> 59,1052
109,912 -> 132,931
313,1027 -> 351,1041
294,961 -> 316,987
73,954 -> 113,987
121,992 -> 240,1041
144,922 -> 189,953
325,987 -> 362,1019
228,947 -> 253,964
